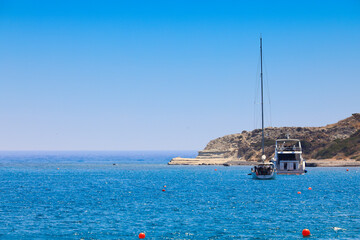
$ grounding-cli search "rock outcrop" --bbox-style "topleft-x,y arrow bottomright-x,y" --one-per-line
168,113 -> 360,165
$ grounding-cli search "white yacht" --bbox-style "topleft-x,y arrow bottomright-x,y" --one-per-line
250,36 -> 276,180
273,139 -> 306,175
251,155 -> 276,180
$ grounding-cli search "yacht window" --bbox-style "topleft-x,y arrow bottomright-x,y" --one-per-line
278,154 -> 296,160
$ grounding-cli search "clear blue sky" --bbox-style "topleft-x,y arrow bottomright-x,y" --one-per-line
0,0 -> 359,150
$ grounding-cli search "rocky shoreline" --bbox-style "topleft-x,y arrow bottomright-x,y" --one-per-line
168,157 -> 360,167
168,114 -> 360,166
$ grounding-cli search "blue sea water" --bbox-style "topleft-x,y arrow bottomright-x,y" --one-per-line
0,151 -> 359,239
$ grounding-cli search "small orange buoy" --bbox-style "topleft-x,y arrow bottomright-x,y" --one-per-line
346,169 -> 349,171
308,187 -> 312,190
164,185 -> 166,188
162,189 -> 165,192
139,232 -> 145,239
302,229 -> 310,237
297,191 -> 301,194
215,169 -> 217,171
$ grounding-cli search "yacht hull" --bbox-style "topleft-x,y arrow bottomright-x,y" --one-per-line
251,171 -> 276,180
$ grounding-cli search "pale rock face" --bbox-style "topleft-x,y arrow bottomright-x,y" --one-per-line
202,113 -> 360,161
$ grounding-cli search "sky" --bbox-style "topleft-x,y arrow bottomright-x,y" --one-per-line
0,0 -> 359,150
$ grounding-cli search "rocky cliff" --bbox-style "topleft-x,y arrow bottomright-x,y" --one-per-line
169,113 -> 360,165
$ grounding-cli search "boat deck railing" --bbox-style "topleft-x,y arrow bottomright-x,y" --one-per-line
276,146 -> 302,151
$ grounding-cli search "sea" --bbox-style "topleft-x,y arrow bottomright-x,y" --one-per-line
0,151 -> 359,239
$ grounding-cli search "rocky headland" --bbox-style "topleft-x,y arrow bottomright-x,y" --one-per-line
169,113 -> 360,166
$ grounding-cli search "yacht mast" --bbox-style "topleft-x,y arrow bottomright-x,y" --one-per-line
260,36 -> 265,157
